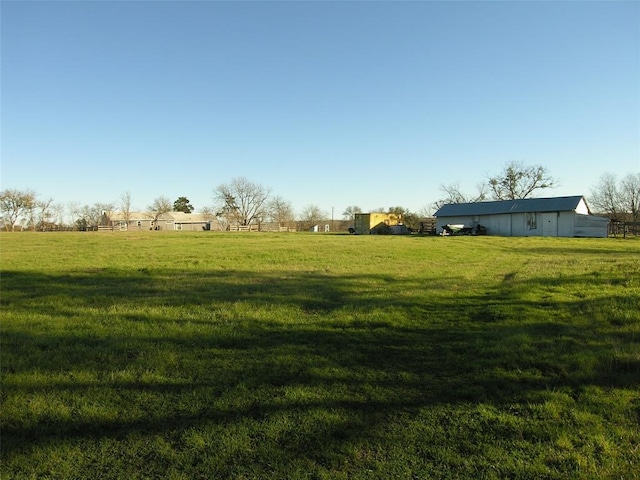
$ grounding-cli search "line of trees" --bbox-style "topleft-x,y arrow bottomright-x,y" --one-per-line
0,189 -> 60,232
0,178 -> 428,232
0,190 -> 182,232
589,172 -> 640,222
3,164 -> 638,231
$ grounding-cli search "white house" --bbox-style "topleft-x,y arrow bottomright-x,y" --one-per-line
434,196 -> 609,238
104,211 -> 216,231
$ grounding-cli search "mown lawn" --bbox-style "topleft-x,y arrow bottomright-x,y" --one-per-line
1,232 -> 639,479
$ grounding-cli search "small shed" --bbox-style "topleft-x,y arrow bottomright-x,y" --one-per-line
434,196 -> 609,238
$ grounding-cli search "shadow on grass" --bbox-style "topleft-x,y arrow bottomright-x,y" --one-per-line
2,268 -> 638,470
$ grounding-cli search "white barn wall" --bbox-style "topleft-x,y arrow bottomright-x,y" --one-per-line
510,214 -> 525,236
507,212 -> 545,237
511,213 -> 529,236
575,199 -> 590,215
487,214 -> 511,236
557,212 -> 575,237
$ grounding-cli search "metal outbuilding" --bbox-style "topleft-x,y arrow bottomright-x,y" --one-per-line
434,196 -> 609,237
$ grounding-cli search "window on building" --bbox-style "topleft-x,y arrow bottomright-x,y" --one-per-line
526,212 -> 537,230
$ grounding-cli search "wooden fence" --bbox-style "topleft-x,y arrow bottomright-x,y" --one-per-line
610,221 -> 640,238
228,224 -> 260,232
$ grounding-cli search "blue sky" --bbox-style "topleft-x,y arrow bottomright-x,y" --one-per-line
2,0 -> 639,218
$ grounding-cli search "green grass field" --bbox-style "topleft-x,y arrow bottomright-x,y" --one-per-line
1,232 -> 639,479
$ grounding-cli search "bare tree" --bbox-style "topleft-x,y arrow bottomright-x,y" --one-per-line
213,177 -> 271,226
148,196 -> 172,229
28,197 -> 55,231
589,172 -> 640,222
266,196 -> 295,228
342,205 -> 362,221
70,202 -> 113,230
298,204 -> 327,231
432,182 -> 487,210
68,201 -> 81,227
620,173 -> 640,222
487,161 -> 557,200
589,173 -> 622,219
0,189 -> 37,231
119,191 -> 133,227
418,204 -> 435,218
200,206 -> 224,231
200,206 -> 215,220
52,203 -> 66,229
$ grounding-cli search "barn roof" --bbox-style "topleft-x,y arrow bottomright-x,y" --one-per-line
434,196 -> 587,217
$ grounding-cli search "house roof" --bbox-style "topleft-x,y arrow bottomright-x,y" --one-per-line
164,212 -> 211,223
108,211 -> 151,221
434,196 -> 588,217
108,211 -> 211,222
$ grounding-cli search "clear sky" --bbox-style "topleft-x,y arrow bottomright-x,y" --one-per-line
2,0 -> 639,218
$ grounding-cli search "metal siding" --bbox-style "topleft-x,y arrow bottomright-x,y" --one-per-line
557,212 -> 574,237
492,214 -> 512,236
480,216 -> 496,234
511,213 -> 527,236
574,214 -> 608,237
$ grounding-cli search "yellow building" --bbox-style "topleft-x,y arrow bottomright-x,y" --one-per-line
353,213 -> 401,234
